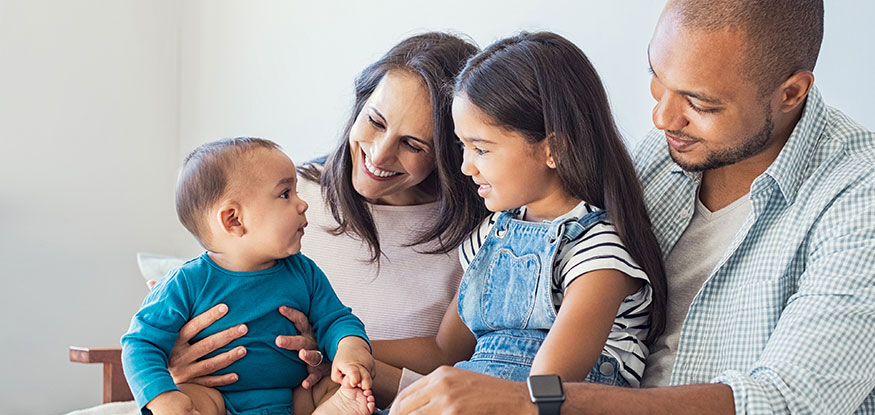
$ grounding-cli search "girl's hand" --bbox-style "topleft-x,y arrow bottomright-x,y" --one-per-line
167,303 -> 248,387
275,306 -> 331,389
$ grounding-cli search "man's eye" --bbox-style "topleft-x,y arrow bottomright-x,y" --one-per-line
687,101 -> 718,114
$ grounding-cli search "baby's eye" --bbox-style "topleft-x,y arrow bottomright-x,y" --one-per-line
280,189 -> 290,199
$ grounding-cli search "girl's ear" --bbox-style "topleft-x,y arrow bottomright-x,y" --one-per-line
216,202 -> 246,238
542,134 -> 557,169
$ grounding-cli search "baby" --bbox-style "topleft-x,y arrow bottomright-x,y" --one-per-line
121,137 -> 375,415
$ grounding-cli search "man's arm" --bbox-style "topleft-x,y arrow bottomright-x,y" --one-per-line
710,179 -> 875,414
389,366 -> 735,415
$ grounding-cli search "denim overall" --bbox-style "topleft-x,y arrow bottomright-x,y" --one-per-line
454,209 -> 628,386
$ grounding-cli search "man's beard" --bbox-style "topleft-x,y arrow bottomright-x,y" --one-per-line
670,111 -> 774,172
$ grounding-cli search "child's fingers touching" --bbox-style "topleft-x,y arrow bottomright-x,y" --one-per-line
331,366 -> 344,385
358,367 -> 373,390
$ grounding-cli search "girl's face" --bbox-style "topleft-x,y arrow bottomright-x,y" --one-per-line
348,70 -> 437,206
453,94 -> 574,222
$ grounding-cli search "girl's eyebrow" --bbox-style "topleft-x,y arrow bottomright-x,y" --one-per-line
459,136 -> 496,145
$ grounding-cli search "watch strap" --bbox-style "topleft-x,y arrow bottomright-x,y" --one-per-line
535,400 -> 562,415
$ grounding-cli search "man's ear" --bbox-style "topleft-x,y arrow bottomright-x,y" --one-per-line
777,70 -> 814,113
216,202 -> 245,238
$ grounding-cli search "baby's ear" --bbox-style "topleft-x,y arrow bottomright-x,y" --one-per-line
216,202 -> 245,237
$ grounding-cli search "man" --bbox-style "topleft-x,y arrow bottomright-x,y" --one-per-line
389,0 -> 875,413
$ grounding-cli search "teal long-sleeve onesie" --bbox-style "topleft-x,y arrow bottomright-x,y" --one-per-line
121,252 -> 369,414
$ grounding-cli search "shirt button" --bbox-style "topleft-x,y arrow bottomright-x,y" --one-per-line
599,361 -> 615,376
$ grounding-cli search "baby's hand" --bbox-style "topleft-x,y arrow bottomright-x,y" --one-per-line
330,336 -> 374,390
145,390 -> 201,415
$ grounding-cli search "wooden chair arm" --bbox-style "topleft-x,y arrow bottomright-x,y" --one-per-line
69,346 -> 134,403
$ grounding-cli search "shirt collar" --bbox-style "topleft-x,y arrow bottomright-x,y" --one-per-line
760,86 -> 828,204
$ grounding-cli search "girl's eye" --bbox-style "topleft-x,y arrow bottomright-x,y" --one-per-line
459,141 -> 487,156
280,189 -> 290,199
367,115 -> 385,129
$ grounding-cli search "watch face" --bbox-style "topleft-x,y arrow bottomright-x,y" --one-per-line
528,375 -> 564,400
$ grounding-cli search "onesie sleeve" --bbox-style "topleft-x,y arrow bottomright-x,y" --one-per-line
120,269 -> 193,412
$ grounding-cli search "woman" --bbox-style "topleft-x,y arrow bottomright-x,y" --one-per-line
158,32 -> 488,403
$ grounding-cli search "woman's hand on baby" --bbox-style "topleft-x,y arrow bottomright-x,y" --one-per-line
276,305 -> 331,389
331,336 -> 375,390
167,303 -> 247,387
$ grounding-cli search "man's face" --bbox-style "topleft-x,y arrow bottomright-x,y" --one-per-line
648,11 -> 780,172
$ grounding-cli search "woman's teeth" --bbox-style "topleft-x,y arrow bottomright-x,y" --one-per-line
365,154 -> 401,177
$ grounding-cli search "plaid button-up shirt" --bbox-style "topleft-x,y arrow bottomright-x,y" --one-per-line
634,87 -> 875,414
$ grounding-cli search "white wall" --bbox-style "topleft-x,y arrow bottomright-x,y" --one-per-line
0,1 -> 187,413
1,1 -> 873,414
178,0 -> 875,161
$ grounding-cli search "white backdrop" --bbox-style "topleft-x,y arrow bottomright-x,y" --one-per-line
1,1 -> 872,413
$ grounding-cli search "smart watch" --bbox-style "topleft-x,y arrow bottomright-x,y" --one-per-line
527,374 -> 565,415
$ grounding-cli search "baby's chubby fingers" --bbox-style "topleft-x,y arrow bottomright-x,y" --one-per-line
344,367 -> 362,389
357,366 -> 373,391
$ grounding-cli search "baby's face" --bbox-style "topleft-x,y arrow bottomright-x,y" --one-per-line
238,147 -> 309,261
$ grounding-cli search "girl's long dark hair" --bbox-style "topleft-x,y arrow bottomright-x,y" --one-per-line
455,32 -> 667,345
300,32 -> 489,263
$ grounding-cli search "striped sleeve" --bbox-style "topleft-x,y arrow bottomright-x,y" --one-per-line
554,220 -> 650,292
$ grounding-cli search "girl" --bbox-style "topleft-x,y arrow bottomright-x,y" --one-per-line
373,31 -> 666,390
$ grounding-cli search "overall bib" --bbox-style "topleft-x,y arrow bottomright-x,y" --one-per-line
454,209 -> 628,386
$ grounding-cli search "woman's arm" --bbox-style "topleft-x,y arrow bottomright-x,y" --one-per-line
372,292 -> 476,375
530,269 -> 642,381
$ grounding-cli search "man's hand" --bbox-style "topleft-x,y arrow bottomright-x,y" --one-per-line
390,366 -> 532,415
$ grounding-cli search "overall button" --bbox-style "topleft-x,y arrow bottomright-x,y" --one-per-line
599,361 -> 615,376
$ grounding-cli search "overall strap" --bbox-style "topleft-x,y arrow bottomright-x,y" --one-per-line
559,210 -> 607,242
493,209 -> 517,233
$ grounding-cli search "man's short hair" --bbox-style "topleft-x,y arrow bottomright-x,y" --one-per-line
671,0 -> 823,94
176,137 -> 280,246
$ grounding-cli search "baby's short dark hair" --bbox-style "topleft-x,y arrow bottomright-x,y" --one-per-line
176,137 -> 281,246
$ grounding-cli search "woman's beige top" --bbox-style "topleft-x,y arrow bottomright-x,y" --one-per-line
298,173 -> 462,340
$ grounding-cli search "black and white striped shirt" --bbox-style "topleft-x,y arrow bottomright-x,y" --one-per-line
458,201 -> 652,386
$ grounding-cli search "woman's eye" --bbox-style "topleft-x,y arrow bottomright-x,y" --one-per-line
367,115 -> 385,129
404,141 -> 424,153
475,147 -> 488,156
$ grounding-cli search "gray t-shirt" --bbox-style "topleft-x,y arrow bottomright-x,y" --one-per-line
641,192 -> 751,387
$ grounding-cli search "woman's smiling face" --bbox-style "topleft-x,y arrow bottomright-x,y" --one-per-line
348,70 -> 437,206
